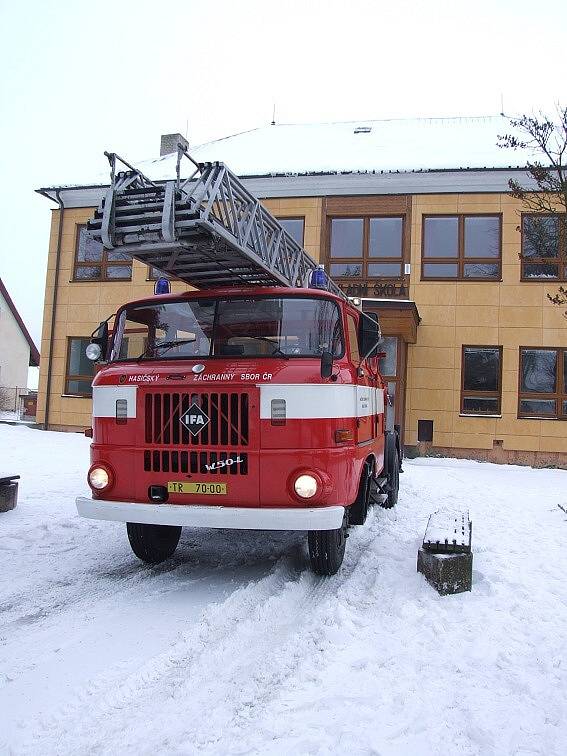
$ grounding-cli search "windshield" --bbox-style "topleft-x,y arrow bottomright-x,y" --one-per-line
110,297 -> 344,361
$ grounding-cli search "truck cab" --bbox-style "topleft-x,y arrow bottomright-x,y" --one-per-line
77,285 -> 400,575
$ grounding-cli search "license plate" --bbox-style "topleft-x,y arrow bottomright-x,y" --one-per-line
167,482 -> 227,495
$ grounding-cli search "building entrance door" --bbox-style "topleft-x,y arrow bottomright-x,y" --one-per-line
379,335 -> 408,444
361,299 -> 420,448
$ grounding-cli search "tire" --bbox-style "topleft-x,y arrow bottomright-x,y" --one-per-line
308,511 -> 348,576
349,462 -> 371,525
126,522 -> 182,564
381,436 -> 400,509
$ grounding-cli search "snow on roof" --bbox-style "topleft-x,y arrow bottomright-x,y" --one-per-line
42,115 -> 534,189
173,115 -> 531,176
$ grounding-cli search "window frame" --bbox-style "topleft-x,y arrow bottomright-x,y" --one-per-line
64,337 -> 95,397
520,213 -> 567,282
421,213 -> 502,282
460,345 -> 503,416
518,346 -> 567,420
275,216 -> 305,247
327,215 -> 406,281
72,224 -> 133,282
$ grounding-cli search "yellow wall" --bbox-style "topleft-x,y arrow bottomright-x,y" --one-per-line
406,193 -> 567,454
37,198 -> 323,430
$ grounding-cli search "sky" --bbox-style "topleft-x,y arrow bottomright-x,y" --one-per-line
0,0 -> 566,365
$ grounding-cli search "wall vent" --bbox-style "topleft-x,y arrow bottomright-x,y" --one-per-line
418,419 -> 434,443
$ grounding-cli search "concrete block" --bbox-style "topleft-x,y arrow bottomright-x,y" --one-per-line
0,482 -> 18,513
417,547 -> 472,595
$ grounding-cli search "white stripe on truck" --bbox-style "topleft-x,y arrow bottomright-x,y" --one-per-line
259,384 -> 384,419
92,385 -> 137,418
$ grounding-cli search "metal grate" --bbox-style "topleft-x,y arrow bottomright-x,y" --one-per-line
144,392 -> 249,447
143,449 -> 248,475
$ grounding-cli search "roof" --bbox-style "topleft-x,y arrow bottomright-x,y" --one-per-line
161,115 -> 533,177
40,115 -> 534,191
0,277 -> 40,366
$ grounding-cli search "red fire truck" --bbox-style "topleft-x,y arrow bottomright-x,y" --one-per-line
75,150 -> 401,575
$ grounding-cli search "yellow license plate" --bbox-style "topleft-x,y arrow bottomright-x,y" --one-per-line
167,482 -> 227,495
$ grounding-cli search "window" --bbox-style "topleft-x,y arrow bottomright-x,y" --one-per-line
518,348 -> 567,419
148,266 -> 172,281
521,214 -> 566,280
110,296 -> 344,361
460,346 -> 502,415
277,217 -> 305,246
73,225 -> 132,281
422,215 -> 501,280
65,338 -> 96,396
329,217 -> 404,279
346,314 -> 360,362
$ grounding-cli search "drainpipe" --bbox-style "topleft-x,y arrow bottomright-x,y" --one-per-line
40,189 -> 65,430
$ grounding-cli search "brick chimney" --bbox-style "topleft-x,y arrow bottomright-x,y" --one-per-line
160,133 -> 189,156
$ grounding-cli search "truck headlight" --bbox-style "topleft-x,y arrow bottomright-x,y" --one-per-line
294,474 -> 318,499
88,465 -> 112,491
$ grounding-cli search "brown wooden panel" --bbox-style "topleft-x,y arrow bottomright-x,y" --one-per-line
362,303 -> 420,344
377,311 -> 418,343
326,195 -> 410,215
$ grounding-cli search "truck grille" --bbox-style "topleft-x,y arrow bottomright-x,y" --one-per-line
144,449 -> 248,475
144,392 -> 249,447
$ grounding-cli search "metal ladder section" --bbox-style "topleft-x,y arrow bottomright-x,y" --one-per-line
87,148 -> 346,298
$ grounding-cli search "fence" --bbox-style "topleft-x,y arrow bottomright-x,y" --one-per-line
0,387 -> 37,421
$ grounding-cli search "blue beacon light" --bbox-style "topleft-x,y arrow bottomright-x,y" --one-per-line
154,277 -> 171,295
310,264 -> 328,289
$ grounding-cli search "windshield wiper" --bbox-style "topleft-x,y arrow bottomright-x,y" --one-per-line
135,339 -> 197,361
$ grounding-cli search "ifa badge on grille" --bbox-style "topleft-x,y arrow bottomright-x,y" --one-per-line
180,402 -> 210,435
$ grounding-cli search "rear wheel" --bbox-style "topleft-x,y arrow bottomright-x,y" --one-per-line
349,462 -> 371,525
126,522 -> 182,564
308,511 -> 348,575
381,436 -> 400,509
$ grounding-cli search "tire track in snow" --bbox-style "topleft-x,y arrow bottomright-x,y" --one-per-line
19,510 -> 394,755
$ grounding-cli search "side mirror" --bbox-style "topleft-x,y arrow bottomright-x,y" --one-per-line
320,350 -> 334,379
359,312 -> 381,359
87,320 -> 109,362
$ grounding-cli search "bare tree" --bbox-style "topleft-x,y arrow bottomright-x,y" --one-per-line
498,106 -> 567,313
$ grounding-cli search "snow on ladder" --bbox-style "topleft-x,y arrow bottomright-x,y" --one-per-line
87,148 -> 346,298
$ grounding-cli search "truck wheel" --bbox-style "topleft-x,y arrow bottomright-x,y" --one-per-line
348,463 -> 371,525
308,511 -> 348,576
381,440 -> 400,510
126,522 -> 182,564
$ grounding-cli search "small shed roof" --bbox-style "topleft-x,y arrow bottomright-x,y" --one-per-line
0,277 -> 40,366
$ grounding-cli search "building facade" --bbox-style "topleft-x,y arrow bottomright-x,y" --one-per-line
36,118 -> 567,466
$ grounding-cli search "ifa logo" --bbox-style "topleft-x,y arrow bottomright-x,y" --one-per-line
180,403 -> 210,436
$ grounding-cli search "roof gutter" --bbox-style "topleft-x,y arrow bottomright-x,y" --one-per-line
37,188 -> 64,431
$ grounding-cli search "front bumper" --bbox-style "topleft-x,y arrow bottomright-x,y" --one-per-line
76,496 -> 345,531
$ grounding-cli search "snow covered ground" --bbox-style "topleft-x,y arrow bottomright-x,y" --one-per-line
1,424 -> 567,756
